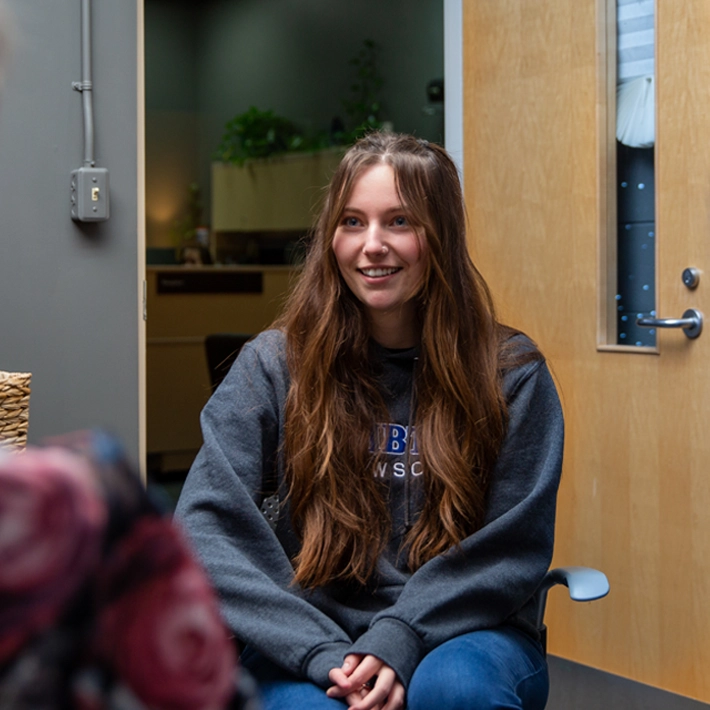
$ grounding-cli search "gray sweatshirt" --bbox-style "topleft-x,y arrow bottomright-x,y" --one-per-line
175,329 -> 563,690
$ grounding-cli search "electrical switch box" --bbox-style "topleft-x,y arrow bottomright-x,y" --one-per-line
71,167 -> 109,222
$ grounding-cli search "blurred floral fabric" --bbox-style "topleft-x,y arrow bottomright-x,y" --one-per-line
0,430 -> 255,710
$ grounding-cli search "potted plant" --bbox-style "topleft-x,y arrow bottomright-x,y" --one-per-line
211,40 -> 386,243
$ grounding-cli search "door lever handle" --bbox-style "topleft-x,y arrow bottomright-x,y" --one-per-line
636,308 -> 703,339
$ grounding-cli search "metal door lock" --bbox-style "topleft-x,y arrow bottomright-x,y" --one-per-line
682,267 -> 700,289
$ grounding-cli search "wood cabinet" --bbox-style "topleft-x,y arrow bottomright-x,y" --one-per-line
212,149 -> 344,231
147,152 -> 338,474
146,266 -> 295,474
210,149 -> 343,264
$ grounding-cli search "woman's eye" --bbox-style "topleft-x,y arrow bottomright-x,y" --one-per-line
393,216 -> 408,227
342,216 -> 360,227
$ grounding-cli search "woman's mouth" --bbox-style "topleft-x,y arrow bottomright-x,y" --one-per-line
358,267 -> 401,278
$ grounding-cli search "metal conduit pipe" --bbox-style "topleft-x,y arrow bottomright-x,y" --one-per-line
80,0 -> 94,167
71,0 -> 109,222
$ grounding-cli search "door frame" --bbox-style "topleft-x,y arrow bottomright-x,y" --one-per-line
444,0 -> 464,177
137,0 -> 147,479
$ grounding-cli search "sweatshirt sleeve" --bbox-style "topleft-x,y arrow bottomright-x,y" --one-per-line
174,333 -> 351,688
347,358 -> 564,688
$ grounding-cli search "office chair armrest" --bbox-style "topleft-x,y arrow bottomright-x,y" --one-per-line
543,566 -> 610,602
534,566 -> 610,629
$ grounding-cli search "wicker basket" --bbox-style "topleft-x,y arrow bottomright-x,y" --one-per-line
0,370 -> 31,452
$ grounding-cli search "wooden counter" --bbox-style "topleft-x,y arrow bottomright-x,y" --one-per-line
146,265 -> 296,474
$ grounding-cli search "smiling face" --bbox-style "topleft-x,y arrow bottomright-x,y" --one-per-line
332,163 -> 428,348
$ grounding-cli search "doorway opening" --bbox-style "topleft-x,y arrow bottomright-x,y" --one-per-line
143,0 -> 446,500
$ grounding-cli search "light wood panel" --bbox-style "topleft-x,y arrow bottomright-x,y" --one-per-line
146,267 -> 295,468
146,267 -> 295,337
212,150 -> 344,232
463,0 -> 710,701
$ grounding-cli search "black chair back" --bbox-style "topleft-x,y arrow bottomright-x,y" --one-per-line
204,333 -> 252,390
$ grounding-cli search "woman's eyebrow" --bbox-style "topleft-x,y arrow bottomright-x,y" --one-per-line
342,205 -> 407,215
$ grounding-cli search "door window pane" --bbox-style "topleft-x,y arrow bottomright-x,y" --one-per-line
615,0 -> 656,347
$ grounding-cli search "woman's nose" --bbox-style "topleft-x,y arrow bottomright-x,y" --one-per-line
362,226 -> 388,256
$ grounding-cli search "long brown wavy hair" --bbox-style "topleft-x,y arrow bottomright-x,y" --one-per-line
276,132 -> 539,589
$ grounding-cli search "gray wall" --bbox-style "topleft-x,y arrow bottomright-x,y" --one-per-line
0,1 -> 142,459
145,0 -> 444,247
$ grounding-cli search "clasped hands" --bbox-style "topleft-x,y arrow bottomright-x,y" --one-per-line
327,654 -> 405,710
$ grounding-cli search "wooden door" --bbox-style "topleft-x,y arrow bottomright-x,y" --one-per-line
463,0 -> 710,701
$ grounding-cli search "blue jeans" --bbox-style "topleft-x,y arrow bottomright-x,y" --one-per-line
243,626 -> 548,710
